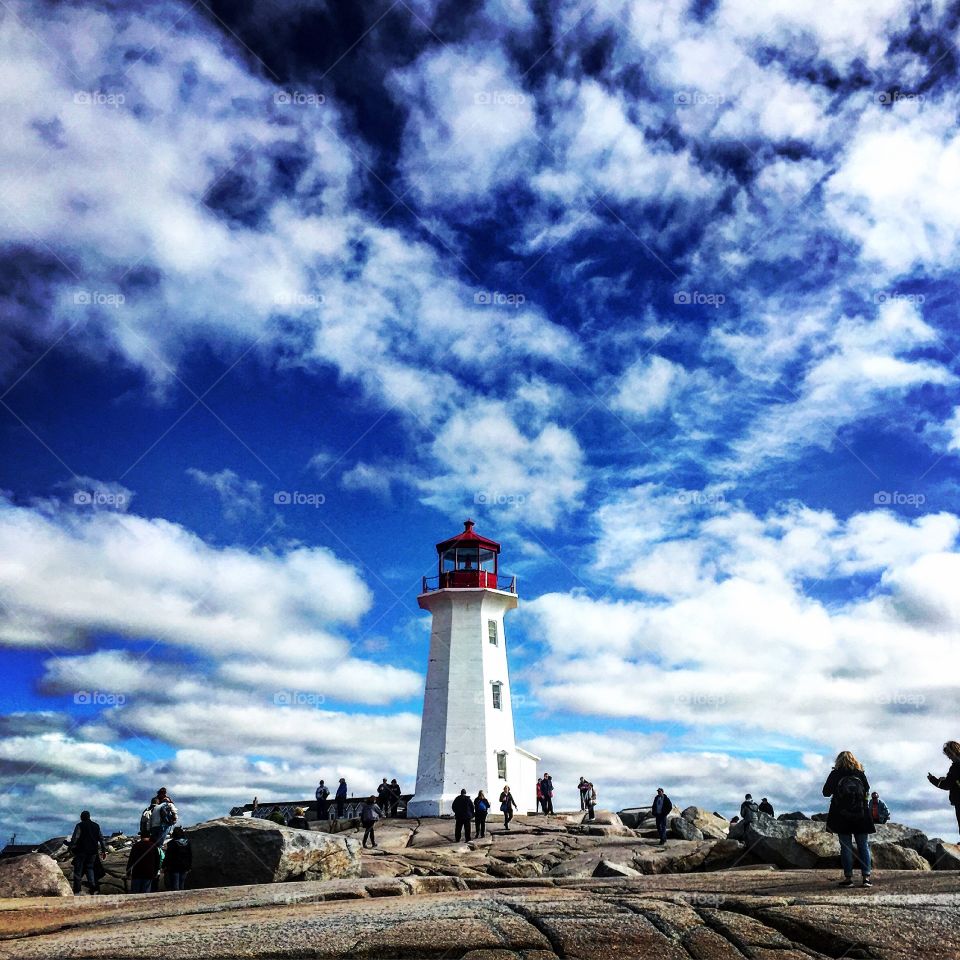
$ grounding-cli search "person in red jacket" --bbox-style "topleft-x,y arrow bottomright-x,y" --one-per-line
126,831 -> 161,894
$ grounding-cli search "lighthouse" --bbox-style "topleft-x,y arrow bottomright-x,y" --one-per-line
407,520 -> 539,818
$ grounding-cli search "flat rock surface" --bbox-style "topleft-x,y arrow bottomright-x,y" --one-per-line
2,872 -> 960,959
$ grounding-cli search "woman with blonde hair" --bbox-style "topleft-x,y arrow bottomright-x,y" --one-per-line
927,741 -> 960,834
822,750 -> 874,887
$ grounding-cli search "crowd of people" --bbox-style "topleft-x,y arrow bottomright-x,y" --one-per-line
63,742 -> 960,894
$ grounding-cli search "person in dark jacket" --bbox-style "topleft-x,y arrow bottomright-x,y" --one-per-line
377,778 -> 391,815
928,740 -> 960,835
68,810 -> 107,894
359,797 -> 381,848
758,798 -> 775,816
541,773 -> 555,815
500,786 -> 517,830
823,750 -> 874,887
288,807 -> 311,830
315,780 -> 330,819
452,788 -> 475,841
127,831 -> 161,894
652,788 -> 673,844
163,826 -> 192,891
583,780 -> 597,822
389,779 -> 402,817
869,792 -> 890,824
335,778 -> 348,819
474,791 -> 490,837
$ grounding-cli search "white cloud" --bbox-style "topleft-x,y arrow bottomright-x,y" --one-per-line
612,355 -> 688,417
187,468 -> 263,521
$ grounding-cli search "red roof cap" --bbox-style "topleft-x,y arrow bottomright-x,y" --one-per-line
436,518 -> 501,553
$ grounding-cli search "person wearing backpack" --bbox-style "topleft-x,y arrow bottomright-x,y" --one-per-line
315,780 -> 330,819
823,750 -> 874,887
359,796 -> 382,848
151,796 -> 178,846
163,826 -> 192,891
740,794 -> 760,825
927,740 -> 960,835
474,790 -> 490,837
499,786 -> 517,830
68,810 -> 108,894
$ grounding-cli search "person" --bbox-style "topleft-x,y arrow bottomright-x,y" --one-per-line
928,741 -> 960,835
68,810 -> 107,895
740,794 -> 760,826
150,794 -> 179,846
869,792 -> 890,824
452,788 -> 475,841
126,831 -> 161,894
500,786 -> 517,830
474,790 -> 490,838
163,826 -> 192,891
535,778 -> 545,814
389,779 -> 402,817
288,807 -> 311,830
377,778 -> 391,814
541,773 -> 555,815
759,798 -> 775,817
315,780 -> 330,820
583,780 -> 597,822
359,796 -> 382,848
139,799 -> 156,838
335,778 -> 348,819
578,777 -> 592,811
823,750 -> 874,888
652,787 -> 672,845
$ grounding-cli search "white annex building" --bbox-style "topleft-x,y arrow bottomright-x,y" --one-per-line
407,520 -> 539,817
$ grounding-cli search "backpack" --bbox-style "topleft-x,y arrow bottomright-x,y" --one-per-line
316,786 -> 329,801
159,802 -> 178,826
744,801 -> 759,820
139,807 -> 153,835
835,775 -> 867,817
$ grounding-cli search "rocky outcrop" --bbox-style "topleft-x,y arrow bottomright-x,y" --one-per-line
678,806 -> 729,840
0,853 -> 73,898
924,839 -> 960,870
4,872 -> 960,959
185,817 -> 361,887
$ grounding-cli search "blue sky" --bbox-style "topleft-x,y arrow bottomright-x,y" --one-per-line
2,0 -> 960,843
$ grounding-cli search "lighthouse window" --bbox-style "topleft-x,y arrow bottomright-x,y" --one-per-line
491,682 -> 503,710
496,751 -> 508,779
488,620 -> 498,645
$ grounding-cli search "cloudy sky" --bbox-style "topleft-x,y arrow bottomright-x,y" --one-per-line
2,0 -> 960,843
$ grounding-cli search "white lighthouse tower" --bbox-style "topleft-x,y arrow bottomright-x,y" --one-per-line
408,520 -> 539,818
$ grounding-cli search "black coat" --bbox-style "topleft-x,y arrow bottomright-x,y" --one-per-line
452,795 -> 475,820
823,768 -> 875,834
163,837 -> 192,872
70,819 -> 106,857
652,794 -> 673,819
933,760 -> 960,805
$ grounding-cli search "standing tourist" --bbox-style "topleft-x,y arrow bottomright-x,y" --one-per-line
541,773 -> 555,815
163,826 -> 192,891
67,810 -> 107,895
315,780 -> 330,820
288,807 -> 311,830
823,750 -> 874,888
500,786 -> 517,830
335,778 -> 348,819
758,798 -> 775,817
126,831 -> 161,894
474,790 -> 490,837
928,741 -> 960,836
359,796 -> 382,848
652,787 -> 673,845
389,779 -> 402,817
452,788 -> 474,842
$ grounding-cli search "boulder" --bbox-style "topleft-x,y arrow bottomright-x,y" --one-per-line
738,817 -> 839,868
0,853 -> 73,897
671,817 -> 704,841
185,816 -> 360,887
874,822 -> 928,853
617,808 -> 649,829
923,839 -> 960,870
870,844 -> 930,871
592,859 -> 641,878
777,811 -> 809,821
680,806 -> 729,840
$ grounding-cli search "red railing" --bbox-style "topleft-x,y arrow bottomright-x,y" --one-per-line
421,573 -> 517,593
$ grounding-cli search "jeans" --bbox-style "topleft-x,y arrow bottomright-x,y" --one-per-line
362,824 -> 376,846
838,832 -> 872,876
455,818 -> 472,842
336,800 -> 345,819
151,825 -> 173,846
166,872 -> 187,891
72,855 -> 97,894
545,796 -> 554,814
580,793 -> 587,810
586,801 -> 596,821
503,807 -> 513,829
130,877 -> 153,893
656,817 -> 668,842
475,814 -> 487,837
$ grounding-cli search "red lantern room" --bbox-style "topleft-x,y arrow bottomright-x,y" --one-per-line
422,519 -> 516,593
